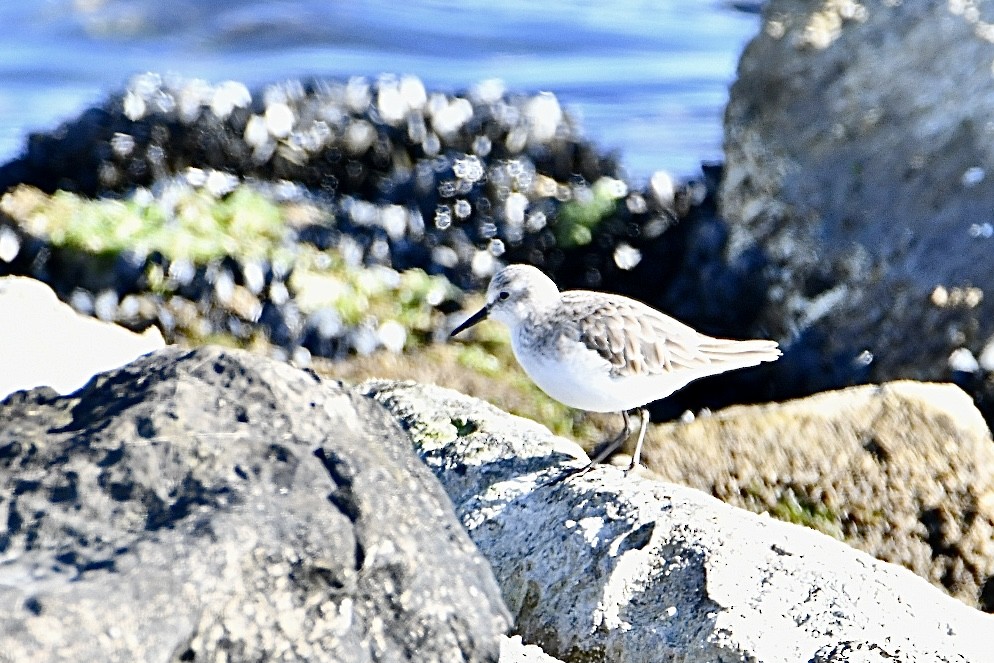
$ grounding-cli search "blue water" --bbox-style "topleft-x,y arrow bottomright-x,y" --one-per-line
0,1 -> 759,182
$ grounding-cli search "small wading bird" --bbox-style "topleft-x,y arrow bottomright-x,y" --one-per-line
450,264 -> 781,477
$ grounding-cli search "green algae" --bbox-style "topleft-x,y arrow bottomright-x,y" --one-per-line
2,184 -> 288,263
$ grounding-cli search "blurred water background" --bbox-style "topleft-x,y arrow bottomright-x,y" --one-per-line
0,1 -> 759,182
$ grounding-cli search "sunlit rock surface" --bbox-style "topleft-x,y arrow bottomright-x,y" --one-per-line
363,379 -> 991,663
0,276 -> 163,399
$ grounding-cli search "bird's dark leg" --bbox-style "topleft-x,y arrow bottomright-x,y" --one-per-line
542,408 -> 649,486
543,410 -> 634,486
624,407 -> 649,474
586,409 -> 634,467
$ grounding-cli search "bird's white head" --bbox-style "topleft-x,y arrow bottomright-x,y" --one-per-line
450,264 -> 560,336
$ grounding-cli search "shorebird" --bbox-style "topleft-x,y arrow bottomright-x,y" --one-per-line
450,264 -> 781,476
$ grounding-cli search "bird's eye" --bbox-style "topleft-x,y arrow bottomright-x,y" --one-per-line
498,291 -> 510,301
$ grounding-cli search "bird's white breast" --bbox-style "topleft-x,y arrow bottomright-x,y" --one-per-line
511,330 -> 696,412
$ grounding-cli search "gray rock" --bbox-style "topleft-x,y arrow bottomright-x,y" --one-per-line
0,276 -> 164,399
0,346 -> 509,662
637,381 -> 994,612
719,0 -> 994,396
362,380 -> 991,663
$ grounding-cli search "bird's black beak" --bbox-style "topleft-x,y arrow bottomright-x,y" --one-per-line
450,305 -> 489,337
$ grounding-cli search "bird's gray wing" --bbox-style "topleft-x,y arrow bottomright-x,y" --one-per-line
558,292 -> 711,377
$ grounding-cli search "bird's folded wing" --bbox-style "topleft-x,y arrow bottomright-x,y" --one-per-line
559,293 -> 711,378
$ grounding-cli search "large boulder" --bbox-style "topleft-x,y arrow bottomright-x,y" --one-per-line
0,346 -> 509,662
637,381 -> 994,612
363,379 -> 991,663
720,0 -> 994,411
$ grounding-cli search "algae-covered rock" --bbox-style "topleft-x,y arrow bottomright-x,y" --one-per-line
639,381 -> 994,611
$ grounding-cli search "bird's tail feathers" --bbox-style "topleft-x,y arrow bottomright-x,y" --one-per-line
701,338 -> 782,369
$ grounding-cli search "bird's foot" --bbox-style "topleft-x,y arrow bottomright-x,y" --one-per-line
622,458 -> 642,477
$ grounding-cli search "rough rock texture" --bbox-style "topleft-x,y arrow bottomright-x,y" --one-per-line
637,381 -> 994,612
0,276 -> 164,399
0,346 -> 509,662
720,0 -> 994,416
362,380 -> 991,663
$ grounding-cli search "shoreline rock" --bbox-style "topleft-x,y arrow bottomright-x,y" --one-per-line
363,378 -> 992,662
3,342 -> 991,661
721,0 -> 994,426
0,346 -> 510,662
639,381 -> 994,612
